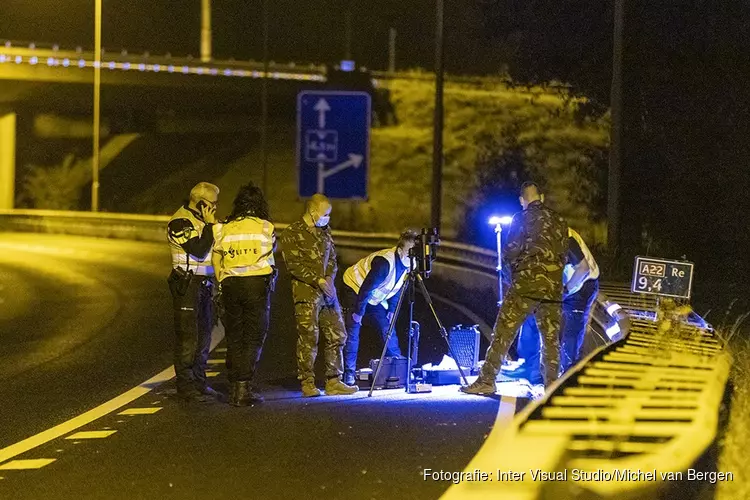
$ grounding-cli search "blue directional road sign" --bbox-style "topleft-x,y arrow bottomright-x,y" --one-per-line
297,91 -> 370,199
631,256 -> 695,299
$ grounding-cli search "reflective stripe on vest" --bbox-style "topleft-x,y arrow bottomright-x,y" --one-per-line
564,229 -> 599,289
213,217 -> 275,282
168,206 -> 214,276
343,247 -> 406,309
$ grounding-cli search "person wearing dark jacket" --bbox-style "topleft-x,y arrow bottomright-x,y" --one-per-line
341,230 -> 419,385
462,182 -> 569,400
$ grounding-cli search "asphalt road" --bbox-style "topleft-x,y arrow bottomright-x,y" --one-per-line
0,232 -> 523,499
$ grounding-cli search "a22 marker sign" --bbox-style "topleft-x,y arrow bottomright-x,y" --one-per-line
631,256 -> 695,299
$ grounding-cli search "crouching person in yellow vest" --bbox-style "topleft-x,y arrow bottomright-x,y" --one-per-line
341,229 -> 419,385
167,182 -> 220,403
212,182 -> 277,406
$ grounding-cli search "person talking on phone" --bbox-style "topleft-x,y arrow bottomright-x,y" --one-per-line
167,182 -> 220,403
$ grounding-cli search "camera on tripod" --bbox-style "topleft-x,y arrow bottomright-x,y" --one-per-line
408,228 -> 440,277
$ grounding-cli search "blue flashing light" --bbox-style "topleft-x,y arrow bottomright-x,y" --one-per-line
93,61 -> 100,68
340,60 -> 355,72
181,66 -> 189,73
123,62 -> 131,70
489,215 -> 513,226
153,64 -> 160,72
47,57 -> 55,66
209,68 -> 218,75
108,61 -> 115,69
0,55 -> 5,63
78,59 -> 85,68
138,63 -> 146,71
15,56 -> 22,64
223,69 -> 232,76
62,58 -> 70,67
168,65 -> 175,73
197,67 -> 204,74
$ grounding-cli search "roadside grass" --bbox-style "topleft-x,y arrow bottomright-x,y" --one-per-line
715,309 -> 750,500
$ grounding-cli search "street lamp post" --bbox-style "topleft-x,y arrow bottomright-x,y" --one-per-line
201,0 -> 212,62
431,0 -> 445,230
608,0 -> 625,256
489,216 -> 513,305
261,0 -> 269,195
91,0 -> 102,212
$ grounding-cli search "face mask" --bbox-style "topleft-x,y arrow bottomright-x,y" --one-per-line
310,214 -> 331,227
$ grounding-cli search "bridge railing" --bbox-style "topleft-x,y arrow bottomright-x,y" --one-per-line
0,209 -> 730,500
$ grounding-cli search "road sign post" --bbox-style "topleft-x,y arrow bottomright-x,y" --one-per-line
631,256 -> 694,299
297,91 -> 370,200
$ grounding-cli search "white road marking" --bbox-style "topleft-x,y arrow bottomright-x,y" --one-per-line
118,408 -> 162,416
0,459 -> 56,470
0,328 -> 223,465
65,431 -> 117,440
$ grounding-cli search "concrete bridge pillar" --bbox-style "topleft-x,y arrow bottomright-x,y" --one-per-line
0,112 -> 15,209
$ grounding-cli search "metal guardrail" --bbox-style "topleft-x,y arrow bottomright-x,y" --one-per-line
0,40 -> 566,88
444,290 -> 728,500
0,209 -> 730,500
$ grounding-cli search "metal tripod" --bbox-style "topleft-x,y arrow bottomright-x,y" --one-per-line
368,269 -> 469,397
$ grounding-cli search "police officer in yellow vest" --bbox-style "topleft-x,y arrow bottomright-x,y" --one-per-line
341,229 -> 419,385
167,182 -> 220,403
212,182 -> 276,406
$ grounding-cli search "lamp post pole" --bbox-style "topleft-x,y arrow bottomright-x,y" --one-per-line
91,0 -> 102,212
495,222 -> 503,305
431,0 -> 445,230
608,0 -> 625,256
201,0 -> 212,62
261,0 -> 269,194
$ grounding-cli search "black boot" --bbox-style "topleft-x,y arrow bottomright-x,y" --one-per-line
230,381 -> 264,406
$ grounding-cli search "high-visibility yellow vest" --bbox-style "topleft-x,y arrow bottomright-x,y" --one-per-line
212,217 -> 275,282
168,206 -> 214,276
564,228 -> 600,293
343,247 -> 406,310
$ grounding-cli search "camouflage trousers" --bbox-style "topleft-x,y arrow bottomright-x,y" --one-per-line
294,296 -> 347,381
480,279 -> 563,387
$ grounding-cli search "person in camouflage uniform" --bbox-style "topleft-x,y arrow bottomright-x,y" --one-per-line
279,194 -> 359,397
462,182 -> 569,400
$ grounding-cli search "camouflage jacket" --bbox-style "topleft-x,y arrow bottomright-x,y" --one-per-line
279,219 -> 338,302
503,200 -> 569,289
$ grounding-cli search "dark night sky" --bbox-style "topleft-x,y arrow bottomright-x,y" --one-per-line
0,0 -> 497,73
4,1 -> 750,294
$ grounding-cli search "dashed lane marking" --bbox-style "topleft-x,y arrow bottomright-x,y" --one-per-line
206,371 -> 220,378
0,459 -> 56,470
118,408 -> 162,416
65,431 -> 117,440
207,359 -> 224,365
215,347 -> 227,353
0,328 -> 223,465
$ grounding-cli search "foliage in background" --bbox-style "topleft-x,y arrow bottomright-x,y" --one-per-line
19,154 -> 89,210
359,78 -> 610,246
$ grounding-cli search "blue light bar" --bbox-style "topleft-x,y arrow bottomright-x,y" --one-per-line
340,60 -> 355,72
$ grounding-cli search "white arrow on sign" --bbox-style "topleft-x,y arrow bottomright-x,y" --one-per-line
314,98 -> 331,129
317,154 -> 364,193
